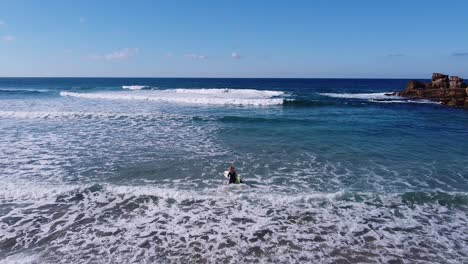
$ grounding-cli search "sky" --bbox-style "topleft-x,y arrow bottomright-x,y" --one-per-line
0,0 -> 467,78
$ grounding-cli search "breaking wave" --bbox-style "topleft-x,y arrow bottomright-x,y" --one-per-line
122,85 -> 150,90
319,92 -> 400,100
172,88 -> 284,97
0,88 -> 50,95
60,88 -> 286,106
318,92 -> 440,105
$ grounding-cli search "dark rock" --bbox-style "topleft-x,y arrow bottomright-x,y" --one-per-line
432,73 -> 449,82
419,89 -> 439,98
407,80 -> 426,91
446,100 -> 457,107
432,73 -> 450,89
448,88 -> 466,97
432,79 -> 449,89
449,76 -> 464,89
392,73 -> 468,109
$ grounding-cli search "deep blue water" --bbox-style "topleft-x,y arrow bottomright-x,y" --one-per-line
0,78 -> 467,263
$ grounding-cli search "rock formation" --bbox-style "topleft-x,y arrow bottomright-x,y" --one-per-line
395,73 -> 468,108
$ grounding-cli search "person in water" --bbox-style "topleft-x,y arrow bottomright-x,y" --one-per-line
227,165 -> 242,184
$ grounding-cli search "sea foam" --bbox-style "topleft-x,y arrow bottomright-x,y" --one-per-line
122,85 -> 149,90
319,92 -> 399,100
1,181 -> 467,263
318,92 -> 441,105
60,88 -> 285,106
0,110 -> 167,120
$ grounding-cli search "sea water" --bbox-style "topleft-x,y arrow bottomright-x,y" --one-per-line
0,78 -> 467,263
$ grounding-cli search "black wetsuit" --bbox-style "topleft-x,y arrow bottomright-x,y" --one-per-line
228,171 -> 238,184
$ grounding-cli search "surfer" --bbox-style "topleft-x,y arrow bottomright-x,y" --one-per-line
227,165 -> 242,184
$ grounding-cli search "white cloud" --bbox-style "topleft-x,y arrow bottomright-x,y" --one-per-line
231,52 -> 241,59
79,17 -> 86,23
186,54 -> 207,60
1,35 -> 15,41
90,48 -> 139,61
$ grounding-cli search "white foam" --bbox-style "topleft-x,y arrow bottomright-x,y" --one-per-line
319,92 -> 442,105
371,99 -> 440,104
0,110 -> 172,120
122,85 -> 149,90
319,92 -> 400,100
369,100 -> 410,103
173,88 -> 284,97
0,88 -> 50,93
1,182 -> 467,263
0,253 -> 41,264
0,181 -> 81,201
60,89 -> 285,106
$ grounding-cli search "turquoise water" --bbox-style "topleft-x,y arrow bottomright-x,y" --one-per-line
0,78 -> 467,263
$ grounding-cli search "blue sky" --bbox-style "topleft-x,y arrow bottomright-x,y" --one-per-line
0,0 -> 467,78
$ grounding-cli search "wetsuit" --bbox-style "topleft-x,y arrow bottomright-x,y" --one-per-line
228,171 -> 242,184
228,171 -> 238,184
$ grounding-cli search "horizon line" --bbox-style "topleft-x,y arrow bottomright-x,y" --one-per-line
0,76 -> 441,80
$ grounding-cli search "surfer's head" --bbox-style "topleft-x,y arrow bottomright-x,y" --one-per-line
229,165 -> 235,172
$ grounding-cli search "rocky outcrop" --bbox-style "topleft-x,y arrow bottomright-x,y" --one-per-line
432,73 -> 449,89
450,76 -> 464,89
395,73 -> 467,108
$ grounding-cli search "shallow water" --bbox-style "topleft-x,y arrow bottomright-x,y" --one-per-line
0,78 -> 467,263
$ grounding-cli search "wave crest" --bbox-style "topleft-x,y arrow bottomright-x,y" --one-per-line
319,92 -> 399,100
318,92 -> 440,105
122,85 -> 150,90
0,88 -> 50,95
60,88 -> 285,106
173,88 -> 284,97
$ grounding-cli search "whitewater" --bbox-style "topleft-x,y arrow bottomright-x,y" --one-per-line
60,88 -> 285,106
0,78 -> 467,264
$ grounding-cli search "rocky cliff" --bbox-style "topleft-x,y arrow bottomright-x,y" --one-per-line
395,73 -> 468,108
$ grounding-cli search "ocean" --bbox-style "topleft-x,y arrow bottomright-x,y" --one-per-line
0,78 -> 467,263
